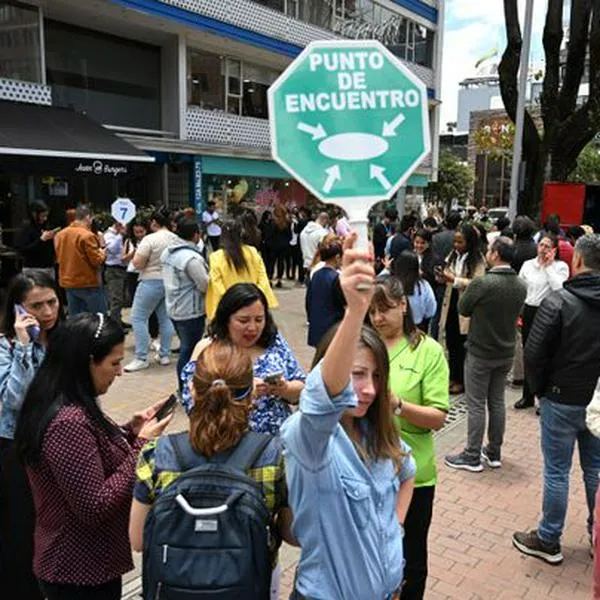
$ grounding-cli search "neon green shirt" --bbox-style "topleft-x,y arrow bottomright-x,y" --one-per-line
388,336 -> 449,487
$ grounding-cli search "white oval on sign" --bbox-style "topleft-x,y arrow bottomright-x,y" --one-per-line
318,133 -> 389,161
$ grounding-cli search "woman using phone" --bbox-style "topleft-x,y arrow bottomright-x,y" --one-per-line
281,234 -> 416,600
181,283 -> 305,435
14,314 -> 172,600
0,271 -> 61,600
438,224 -> 486,394
515,233 -> 569,409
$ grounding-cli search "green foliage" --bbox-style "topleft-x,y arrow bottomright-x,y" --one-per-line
568,143 -> 600,184
428,150 -> 474,207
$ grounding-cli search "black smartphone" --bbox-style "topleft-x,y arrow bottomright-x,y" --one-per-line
155,394 -> 177,421
264,372 -> 284,385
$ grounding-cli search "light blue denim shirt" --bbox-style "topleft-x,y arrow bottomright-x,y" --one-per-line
280,364 -> 416,600
0,336 -> 46,439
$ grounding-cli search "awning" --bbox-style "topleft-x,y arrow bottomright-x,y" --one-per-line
0,101 -> 154,164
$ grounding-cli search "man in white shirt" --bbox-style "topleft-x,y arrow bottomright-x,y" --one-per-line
515,235 -> 569,408
202,201 -> 221,251
300,212 -> 329,273
103,220 -> 128,327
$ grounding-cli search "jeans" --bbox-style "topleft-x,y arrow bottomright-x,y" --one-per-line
66,287 -> 107,317
464,353 -> 513,459
172,317 -> 205,392
104,266 -> 127,323
131,279 -> 174,360
39,578 -> 121,600
401,486 -> 435,600
538,398 -> 600,544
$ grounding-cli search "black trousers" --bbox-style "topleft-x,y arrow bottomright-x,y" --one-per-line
0,439 -> 44,600
445,289 -> 467,386
401,486 -> 435,600
521,304 -> 538,404
287,245 -> 303,280
39,578 -> 122,600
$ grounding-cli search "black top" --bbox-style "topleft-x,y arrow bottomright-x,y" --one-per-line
16,221 -> 55,268
525,273 -> 600,406
307,266 -> 345,347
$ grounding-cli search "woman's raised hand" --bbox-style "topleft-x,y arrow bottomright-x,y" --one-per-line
339,233 -> 375,316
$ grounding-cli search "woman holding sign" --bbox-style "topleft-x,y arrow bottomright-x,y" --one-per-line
281,234 -> 416,600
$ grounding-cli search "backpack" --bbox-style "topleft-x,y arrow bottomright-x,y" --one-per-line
142,431 -> 273,600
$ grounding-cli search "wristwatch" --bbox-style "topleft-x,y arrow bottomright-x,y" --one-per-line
394,398 -> 403,417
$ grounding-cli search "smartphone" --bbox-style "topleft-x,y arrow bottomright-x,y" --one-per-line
264,372 -> 284,385
155,394 -> 178,421
14,304 -> 40,340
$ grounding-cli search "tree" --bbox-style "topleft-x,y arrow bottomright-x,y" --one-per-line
427,150 -> 474,210
568,142 -> 600,182
498,0 -> 600,215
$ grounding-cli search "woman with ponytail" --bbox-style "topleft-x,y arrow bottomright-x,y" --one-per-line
129,341 -> 293,600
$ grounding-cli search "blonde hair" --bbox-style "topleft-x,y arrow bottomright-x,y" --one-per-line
189,341 -> 254,456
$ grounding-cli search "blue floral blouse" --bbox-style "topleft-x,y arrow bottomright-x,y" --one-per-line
180,332 -> 306,435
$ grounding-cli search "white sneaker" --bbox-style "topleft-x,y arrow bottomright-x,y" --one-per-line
124,358 -> 150,372
158,356 -> 171,366
151,338 -> 160,352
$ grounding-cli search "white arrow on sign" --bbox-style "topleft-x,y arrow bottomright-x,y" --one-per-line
370,165 -> 392,191
322,165 -> 341,193
298,122 -> 327,141
382,113 -> 406,137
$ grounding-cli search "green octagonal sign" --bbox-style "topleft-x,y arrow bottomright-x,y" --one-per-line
268,40 -> 431,210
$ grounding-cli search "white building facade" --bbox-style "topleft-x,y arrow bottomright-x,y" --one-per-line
0,0 -> 443,224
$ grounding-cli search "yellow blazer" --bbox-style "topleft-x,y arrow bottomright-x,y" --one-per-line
205,244 -> 279,320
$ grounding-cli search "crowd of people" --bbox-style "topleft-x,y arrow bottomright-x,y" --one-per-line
1,196 -> 600,600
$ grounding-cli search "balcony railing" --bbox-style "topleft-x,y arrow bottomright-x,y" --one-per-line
186,107 -> 270,151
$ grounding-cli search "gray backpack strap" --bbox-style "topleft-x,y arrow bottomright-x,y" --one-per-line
170,431 -> 271,473
170,432 -> 207,471
225,432 -> 272,472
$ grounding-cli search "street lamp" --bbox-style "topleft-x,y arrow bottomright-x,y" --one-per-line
508,0 -> 535,220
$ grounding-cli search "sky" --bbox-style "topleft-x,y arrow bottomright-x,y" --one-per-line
440,0 -> 550,128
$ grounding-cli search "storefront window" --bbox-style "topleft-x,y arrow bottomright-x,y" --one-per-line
188,50 -> 224,110
45,20 -> 161,129
203,174 -> 308,216
0,1 -> 42,83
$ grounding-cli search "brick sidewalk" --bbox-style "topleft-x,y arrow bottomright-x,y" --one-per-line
104,285 -> 594,599
427,393 -> 593,600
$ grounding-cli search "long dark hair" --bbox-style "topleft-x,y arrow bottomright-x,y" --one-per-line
448,224 -> 484,278
391,250 -> 422,296
209,283 -> 277,349
220,220 -> 248,273
369,277 -> 424,349
15,314 -> 125,465
1,271 -> 62,339
311,324 -> 405,473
